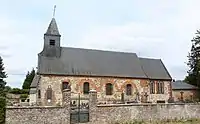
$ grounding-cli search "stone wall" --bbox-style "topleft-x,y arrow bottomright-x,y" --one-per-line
92,104 -> 200,124
89,91 -> 200,124
6,89 -> 71,124
6,90 -> 200,124
6,107 -> 68,124
38,75 -> 171,106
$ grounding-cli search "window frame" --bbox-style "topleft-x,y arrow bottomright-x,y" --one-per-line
157,81 -> 164,94
126,84 -> 132,96
62,82 -> 69,90
106,83 -> 113,95
83,82 -> 90,94
150,81 -> 155,94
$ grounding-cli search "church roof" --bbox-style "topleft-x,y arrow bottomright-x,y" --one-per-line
30,75 -> 40,88
45,18 -> 60,36
172,80 -> 198,90
37,47 -> 172,80
139,58 -> 172,80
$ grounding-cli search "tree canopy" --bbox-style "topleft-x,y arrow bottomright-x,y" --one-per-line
22,68 -> 35,89
0,56 -> 7,123
185,30 -> 200,87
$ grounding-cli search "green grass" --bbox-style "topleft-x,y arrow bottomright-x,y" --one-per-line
112,118 -> 200,124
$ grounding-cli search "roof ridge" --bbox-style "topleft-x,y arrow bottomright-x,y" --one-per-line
61,46 -> 137,55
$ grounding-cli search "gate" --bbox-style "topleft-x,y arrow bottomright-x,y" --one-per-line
70,93 -> 89,123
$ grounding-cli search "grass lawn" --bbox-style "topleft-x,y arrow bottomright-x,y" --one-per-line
113,118 -> 200,124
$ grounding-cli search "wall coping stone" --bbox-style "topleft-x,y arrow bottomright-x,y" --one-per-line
6,106 -> 63,109
97,103 -> 200,107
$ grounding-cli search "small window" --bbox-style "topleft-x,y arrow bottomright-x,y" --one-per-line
106,83 -> 113,95
62,82 -> 69,90
150,81 -> 155,94
83,82 -> 89,94
49,40 -> 55,46
126,84 -> 132,95
47,86 -> 52,100
38,89 -> 41,98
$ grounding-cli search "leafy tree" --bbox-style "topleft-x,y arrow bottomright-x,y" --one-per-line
185,30 -> 200,87
3,86 -> 11,93
22,68 -> 35,89
0,56 -> 7,123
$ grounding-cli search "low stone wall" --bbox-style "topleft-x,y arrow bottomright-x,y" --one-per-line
90,103 -> 200,124
6,89 -> 71,124
6,90 -> 200,124
6,106 -> 69,124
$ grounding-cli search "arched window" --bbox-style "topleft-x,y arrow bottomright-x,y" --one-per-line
150,81 -> 155,94
126,84 -> 132,95
62,82 -> 69,90
106,83 -> 113,95
157,81 -> 164,94
47,86 -> 52,100
83,82 -> 89,94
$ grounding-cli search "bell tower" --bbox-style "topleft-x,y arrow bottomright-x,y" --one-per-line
42,17 -> 61,58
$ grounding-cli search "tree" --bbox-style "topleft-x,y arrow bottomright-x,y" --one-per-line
185,30 -> 200,87
0,56 -> 7,123
22,68 -> 35,89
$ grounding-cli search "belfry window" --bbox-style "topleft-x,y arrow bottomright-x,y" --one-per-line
106,83 -> 113,95
126,84 -> 132,96
83,82 -> 89,94
49,40 -> 55,46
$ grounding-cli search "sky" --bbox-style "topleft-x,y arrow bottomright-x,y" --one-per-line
0,0 -> 200,88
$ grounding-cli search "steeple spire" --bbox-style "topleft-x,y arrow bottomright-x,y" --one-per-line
45,5 -> 60,36
45,18 -> 60,36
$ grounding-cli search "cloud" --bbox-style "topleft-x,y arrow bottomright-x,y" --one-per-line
2,0 -> 200,87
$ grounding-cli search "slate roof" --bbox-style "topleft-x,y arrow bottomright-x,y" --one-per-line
37,47 -> 172,80
30,75 -> 40,88
139,58 -> 172,80
172,80 -> 198,90
45,18 -> 60,36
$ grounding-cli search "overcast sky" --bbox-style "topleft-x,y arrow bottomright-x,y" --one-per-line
0,0 -> 200,88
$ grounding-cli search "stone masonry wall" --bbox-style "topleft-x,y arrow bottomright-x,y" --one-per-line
6,89 -> 71,124
6,90 -> 200,124
92,104 -> 200,124
38,75 -> 171,106
89,91 -> 200,124
6,107 -> 68,124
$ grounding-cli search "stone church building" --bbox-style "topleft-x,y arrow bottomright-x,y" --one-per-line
29,18 -> 172,106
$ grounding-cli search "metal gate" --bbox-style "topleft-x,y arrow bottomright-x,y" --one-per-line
70,93 -> 89,123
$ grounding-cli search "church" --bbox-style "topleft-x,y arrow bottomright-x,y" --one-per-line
29,17 -> 172,106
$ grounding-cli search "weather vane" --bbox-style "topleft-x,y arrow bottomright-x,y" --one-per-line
53,5 -> 56,18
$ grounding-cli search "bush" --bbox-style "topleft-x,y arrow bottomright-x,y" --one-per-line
20,94 -> 28,100
0,97 -> 6,124
9,88 -> 29,94
9,88 -> 21,94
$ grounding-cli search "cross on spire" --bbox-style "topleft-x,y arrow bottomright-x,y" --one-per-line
53,5 -> 56,18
